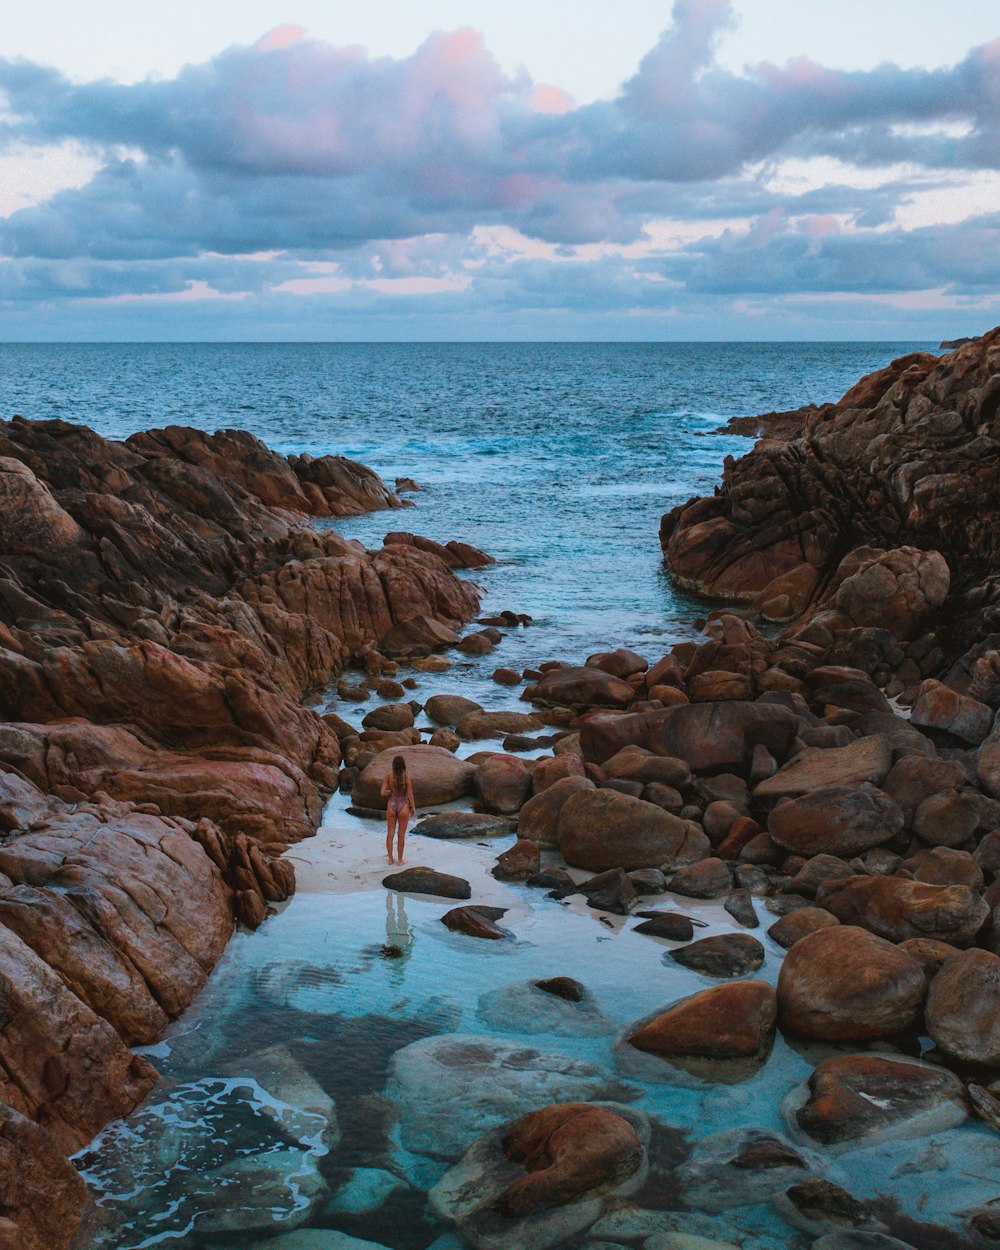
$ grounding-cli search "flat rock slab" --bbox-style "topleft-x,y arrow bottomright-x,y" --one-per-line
383,866 -> 472,899
754,736 -> 893,801
413,813 -> 515,840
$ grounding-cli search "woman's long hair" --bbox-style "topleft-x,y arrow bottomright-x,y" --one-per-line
391,755 -> 407,791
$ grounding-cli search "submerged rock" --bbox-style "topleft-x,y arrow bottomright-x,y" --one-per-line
388,1034 -> 636,1160
677,1127 -> 823,1213
476,980 -> 613,1037
441,906 -> 511,940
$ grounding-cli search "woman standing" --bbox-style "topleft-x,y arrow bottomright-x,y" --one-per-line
381,754 -> 417,865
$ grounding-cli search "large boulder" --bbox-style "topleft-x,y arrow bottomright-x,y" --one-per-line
519,776 -> 595,846
816,875 -> 989,946
383,866 -> 471,899
787,1053 -> 968,1149
677,1127 -> 824,1214
580,702 -> 798,771
777,926 -> 926,1043
457,710 -> 544,741
910,679 -> 993,745
767,784 -> 904,858
475,755 -> 533,815
556,789 -> 707,871
925,949 -> 1000,1069
754,737 -> 894,801
0,1101 -> 88,1250
623,980 -> 776,1081
532,666 -> 636,708
602,745 -> 691,789
425,693 -> 483,725
831,546 -> 950,638
353,745 -> 475,809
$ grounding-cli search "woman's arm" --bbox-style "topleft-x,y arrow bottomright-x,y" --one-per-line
380,774 -> 390,796
407,777 -> 417,814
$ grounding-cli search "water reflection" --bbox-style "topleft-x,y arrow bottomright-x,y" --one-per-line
383,890 -> 415,985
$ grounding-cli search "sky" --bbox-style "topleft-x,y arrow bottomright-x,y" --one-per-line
1,0 -> 999,341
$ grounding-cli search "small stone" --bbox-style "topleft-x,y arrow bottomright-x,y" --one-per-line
724,889 -> 759,928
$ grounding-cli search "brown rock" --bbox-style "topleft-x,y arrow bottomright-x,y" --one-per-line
912,789 -> 981,847
424,693 -> 483,724
532,666 -> 636,708
668,857 -> 732,899
353,744 -> 476,809
882,755 -> 968,820
906,846 -> 984,889
586,648 -> 648,678
816,875 -> 989,946
557,789 -> 707,872
926,949 -> 1000,1069
0,1101 -> 88,1250
777,926 -> 926,1043
456,710 -> 544,740
755,737 -> 894,802
532,753 -> 586,793
519,776 -> 595,846
793,1054 -> 967,1145
634,912 -> 697,941
383,866 -> 472,899
898,937 -> 963,978
362,702 -> 415,731
602,745 -> 690,789
441,905 -> 509,939
497,1102 -> 644,1217
474,754 -> 533,816
492,839 -> 541,882
627,980 -> 777,1073
768,784 -> 904,858
669,933 -> 765,978
768,907 -> 841,949
910,679 -> 993,745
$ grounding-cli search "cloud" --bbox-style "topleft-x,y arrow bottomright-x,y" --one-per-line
0,0 -> 998,331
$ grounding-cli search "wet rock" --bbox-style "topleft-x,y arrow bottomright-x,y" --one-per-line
424,693 -> 484,725
724,889 -> 759,928
579,867 -> 639,915
532,754 -> 586,793
588,648 -> 649,678
768,908 -> 840,949
0,1101 -> 87,1250
628,868 -> 667,895
767,784 -> 904,858
897,937 -> 963,978
777,926 -> 926,1042
787,1053 -> 967,1149
362,702 -> 415,732
428,1103 -> 648,1250
457,711 -> 544,741
926,949 -> 1000,1069
754,737 -> 894,801
380,615 -> 461,656
786,853 -> 855,899
492,839 -> 541,882
493,667 -> 522,686
354,745 -> 476,809
388,1033 -> 636,1159
669,933 -> 765,978
623,981 -> 777,1081
602,746 -> 691,789
816,875 -> 989,946
413,812 -> 514,840
911,789 -> 981,847
532,666 -> 636,709
475,755 -> 533,816
677,1128 -> 821,1213
810,1235 -> 915,1250
557,789 -> 707,872
668,857 -> 732,899
579,702 -> 799,772
526,866 -> 576,892
633,912 -> 698,941
906,846 -> 984,889
476,980 -> 613,1037
519,776 -> 595,846
910,679 -> 993,745
457,632 -> 494,655
383,866 -> 472,899
442,906 -> 511,940
428,727 -> 461,751
775,1179 -> 871,1235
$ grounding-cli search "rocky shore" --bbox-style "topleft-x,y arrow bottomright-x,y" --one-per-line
0,417 -> 486,1248
6,328 -> 1000,1250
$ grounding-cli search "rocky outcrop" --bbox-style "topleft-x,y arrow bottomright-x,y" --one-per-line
662,330 -> 1000,671
0,416 -> 483,1247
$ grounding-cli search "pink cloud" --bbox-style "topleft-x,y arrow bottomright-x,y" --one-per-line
255,25 -> 308,52
530,83 -> 575,115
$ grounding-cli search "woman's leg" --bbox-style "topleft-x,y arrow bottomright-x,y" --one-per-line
396,809 -> 409,864
386,808 -> 398,863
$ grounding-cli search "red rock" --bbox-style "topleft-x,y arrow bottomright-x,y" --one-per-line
474,755 -> 533,816
754,737 -> 894,801
628,981 -> 777,1071
816,875 -> 989,946
497,1102 -> 644,1217
519,776 -> 595,846
586,649 -> 648,678
456,710 -> 544,740
602,745 -> 690,788
910,679 -> 993,745
926,949 -> 1000,1069
767,784 -> 904,858
557,789 -> 708,872
777,926 -> 926,1043
0,1101 -> 88,1250
532,666 -> 636,709
353,744 -> 476,809
492,839 -> 541,882
898,937 -> 963,978
532,753 -> 586,793
767,907 -> 840,949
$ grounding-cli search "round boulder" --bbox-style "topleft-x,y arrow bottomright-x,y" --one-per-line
926,948 -> 1000,1069
777,925 -> 926,1043
768,784 -> 903,858
519,776 -> 595,846
475,754 -> 533,816
353,745 -> 476,809
557,789 -> 706,872
532,666 -> 635,708
424,694 -> 483,725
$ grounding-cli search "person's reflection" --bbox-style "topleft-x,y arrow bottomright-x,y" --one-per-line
383,890 -> 414,983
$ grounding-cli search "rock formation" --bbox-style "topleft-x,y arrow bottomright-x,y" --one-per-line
0,416 -> 482,1247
